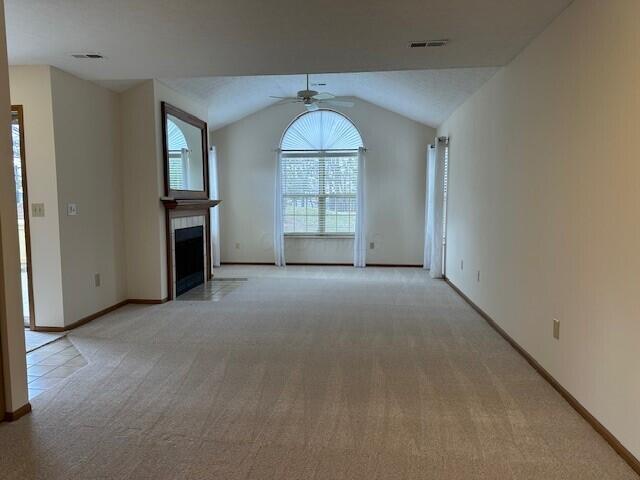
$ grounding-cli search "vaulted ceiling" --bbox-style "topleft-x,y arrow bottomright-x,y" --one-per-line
6,0 -> 572,129
6,0 -> 572,79
161,68 -> 499,130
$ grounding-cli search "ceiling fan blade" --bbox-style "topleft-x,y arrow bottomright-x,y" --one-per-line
274,99 -> 302,106
323,99 -> 354,108
269,95 -> 298,100
305,102 -> 320,111
312,92 -> 335,100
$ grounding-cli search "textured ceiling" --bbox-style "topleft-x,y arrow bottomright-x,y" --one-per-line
161,68 -> 500,130
6,0 -> 572,80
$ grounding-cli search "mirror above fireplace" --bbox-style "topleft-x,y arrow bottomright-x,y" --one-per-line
161,102 -> 208,199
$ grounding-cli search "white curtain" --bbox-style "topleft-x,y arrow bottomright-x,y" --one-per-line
180,148 -> 190,189
353,147 -> 367,268
208,146 -> 221,269
425,139 -> 446,278
274,150 -> 286,266
424,145 -> 436,270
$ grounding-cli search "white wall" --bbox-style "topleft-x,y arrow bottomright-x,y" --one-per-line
120,80 -> 163,300
211,99 -> 435,264
10,66 -> 127,327
121,80 -> 208,300
8,66 -> 65,327
50,67 -> 127,324
0,0 -> 29,413
438,0 -> 640,459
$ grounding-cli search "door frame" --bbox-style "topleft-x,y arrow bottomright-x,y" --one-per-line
11,105 -> 35,329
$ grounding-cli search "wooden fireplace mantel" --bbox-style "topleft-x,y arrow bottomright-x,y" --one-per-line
162,197 -> 220,301
161,197 -> 221,211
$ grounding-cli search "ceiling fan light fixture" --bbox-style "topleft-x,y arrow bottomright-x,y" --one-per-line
298,89 -> 318,99
269,74 -> 354,110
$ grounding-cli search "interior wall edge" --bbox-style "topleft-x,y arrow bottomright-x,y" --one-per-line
0,0 -> 29,413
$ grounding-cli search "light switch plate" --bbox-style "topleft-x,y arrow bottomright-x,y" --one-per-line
32,203 -> 45,217
67,203 -> 78,216
369,242 -> 375,250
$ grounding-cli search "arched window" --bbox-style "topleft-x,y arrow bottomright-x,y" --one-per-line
281,110 -> 363,150
167,118 -> 189,190
280,110 -> 363,235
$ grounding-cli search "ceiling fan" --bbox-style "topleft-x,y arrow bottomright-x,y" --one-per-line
270,74 -> 354,111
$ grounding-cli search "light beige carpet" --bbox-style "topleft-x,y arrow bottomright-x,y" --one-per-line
0,266 -> 636,479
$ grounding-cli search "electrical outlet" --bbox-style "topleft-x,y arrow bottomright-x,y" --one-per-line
32,203 -> 45,217
477,270 -> 481,282
67,203 -> 78,216
94,273 -> 101,287
369,242 -> 375,250
461,260 -> 464,271
553,319 -> 560,340
235,242 -> 240,249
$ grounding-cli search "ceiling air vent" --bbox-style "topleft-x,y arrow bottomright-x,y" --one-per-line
427,39 -> 449,47
408,39 -> 449,48
70,53 -> 105,59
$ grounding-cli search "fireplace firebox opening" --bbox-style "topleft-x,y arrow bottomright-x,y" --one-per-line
175,225 -> 205,296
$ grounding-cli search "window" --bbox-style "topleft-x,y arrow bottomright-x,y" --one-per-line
280,110 -> 363,236
167,118 -> 188,190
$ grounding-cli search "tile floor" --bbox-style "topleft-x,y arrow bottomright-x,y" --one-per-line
177,277 -> 247,301
26,337 -> 87,400
24,329 -> 65,353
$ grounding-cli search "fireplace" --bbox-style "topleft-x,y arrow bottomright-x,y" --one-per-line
163,200 -> 220,301
174,225 -> 205,296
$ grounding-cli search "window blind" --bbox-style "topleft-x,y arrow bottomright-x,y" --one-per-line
281,151 -> 358,235
168,152 -> 185,190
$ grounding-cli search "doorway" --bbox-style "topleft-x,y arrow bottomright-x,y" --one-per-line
11,105 -> 35,329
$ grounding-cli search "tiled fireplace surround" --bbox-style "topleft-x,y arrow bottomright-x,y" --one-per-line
169,214 -> 208,299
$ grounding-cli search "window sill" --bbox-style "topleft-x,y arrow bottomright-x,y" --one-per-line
285,234 -> 355,240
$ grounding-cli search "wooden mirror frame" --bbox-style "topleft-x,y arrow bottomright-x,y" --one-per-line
161,102 -> 209,200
